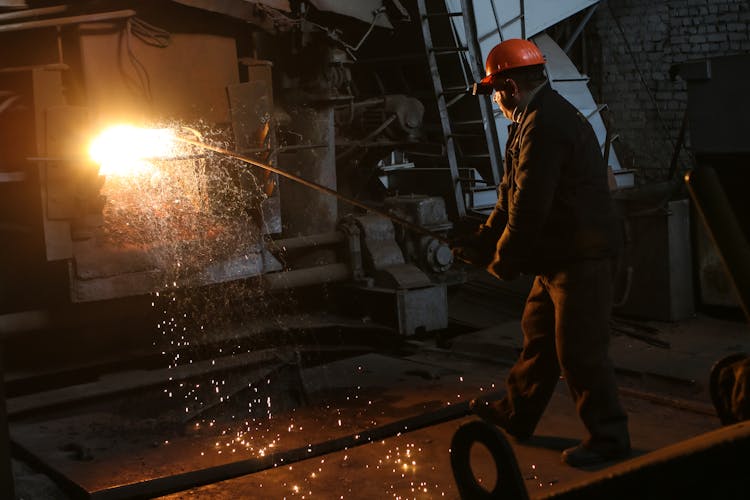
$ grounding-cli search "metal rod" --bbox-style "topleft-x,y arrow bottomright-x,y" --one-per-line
562,3 -> 598,53
0,9 -> 136,33
489,0 -> 504,42
174,136 -> 451,244
336,114 -> 396,161
267,232 -> 345,253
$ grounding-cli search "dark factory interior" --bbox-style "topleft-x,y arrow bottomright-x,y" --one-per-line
0,0 -> 749,498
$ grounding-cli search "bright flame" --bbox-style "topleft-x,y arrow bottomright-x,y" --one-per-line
89,125 -> 177,176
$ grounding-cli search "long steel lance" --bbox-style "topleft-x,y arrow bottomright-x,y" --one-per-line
174,135 -> 452,245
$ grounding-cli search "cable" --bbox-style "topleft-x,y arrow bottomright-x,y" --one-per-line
124,18 -> 154,103
121,16 -> 172,104
129,17 -> 170,48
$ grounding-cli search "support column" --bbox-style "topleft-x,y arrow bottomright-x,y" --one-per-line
279,106 -> 337,237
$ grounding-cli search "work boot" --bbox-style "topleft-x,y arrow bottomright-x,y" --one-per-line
561,443 -> 631,467
469,397 -> 532,442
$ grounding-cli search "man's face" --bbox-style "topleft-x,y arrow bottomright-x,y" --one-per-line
493,89 -> 515,121
491,77 -> 521,121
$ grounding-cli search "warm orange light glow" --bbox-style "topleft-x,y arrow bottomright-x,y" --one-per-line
89,125 -> 177,176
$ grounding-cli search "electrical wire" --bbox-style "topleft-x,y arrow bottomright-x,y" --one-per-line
124,18 -> 153,103
120,16 -> 171,104
129,17 -> 170,48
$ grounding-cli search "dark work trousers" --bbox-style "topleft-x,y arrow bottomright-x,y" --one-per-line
500,258 -> 630,450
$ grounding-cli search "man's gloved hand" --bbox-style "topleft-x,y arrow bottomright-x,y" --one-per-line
486,253 -> 520,281
452,243 -> 488,267
451,227 -> 498,267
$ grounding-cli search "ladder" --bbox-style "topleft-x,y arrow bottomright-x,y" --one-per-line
416,0 -> 505,219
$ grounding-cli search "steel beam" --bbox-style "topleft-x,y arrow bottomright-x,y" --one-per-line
562,4 -> 598,53
0,10 -> 136,33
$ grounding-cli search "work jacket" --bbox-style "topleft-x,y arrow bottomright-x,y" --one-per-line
483,83 -> 622,275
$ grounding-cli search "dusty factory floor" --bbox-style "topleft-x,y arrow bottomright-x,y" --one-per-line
7,273 -> 750,499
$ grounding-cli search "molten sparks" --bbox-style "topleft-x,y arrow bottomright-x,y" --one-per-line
89,125 -> 178,176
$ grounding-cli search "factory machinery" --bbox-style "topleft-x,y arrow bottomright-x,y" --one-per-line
0,1 -> 466,338
0,2 -> 500,497
1,1 -> 748,499
0,0 -> 620,336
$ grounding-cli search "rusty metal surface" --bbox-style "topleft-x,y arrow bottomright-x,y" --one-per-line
8,322 -> 738,499
541,422 -> 750,500
89,400 -> 475,499
9,352 -> 484,498
76,30 -> 239,125
6,348 -> 285,419
278,107 -> 337,238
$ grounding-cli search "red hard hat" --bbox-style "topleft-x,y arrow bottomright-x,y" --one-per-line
480,39 -> 546,85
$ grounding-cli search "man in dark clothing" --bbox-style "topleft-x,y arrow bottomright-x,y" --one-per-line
454,39 -> 631,466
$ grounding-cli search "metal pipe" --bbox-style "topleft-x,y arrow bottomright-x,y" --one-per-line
267,232 -> 345,253
263,263 -> 350,290
333,97 -> 385,110
174,136 -> 452,245
0,5 -> 68,22
0,9 -> 136,33
685,166 -> 750,323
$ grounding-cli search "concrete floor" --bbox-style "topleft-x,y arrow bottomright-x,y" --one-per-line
8,274 -> 750,499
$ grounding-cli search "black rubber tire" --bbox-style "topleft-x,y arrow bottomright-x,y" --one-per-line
450,419 -> 529,500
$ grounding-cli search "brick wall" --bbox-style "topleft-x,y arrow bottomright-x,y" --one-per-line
587,0 -> 750,183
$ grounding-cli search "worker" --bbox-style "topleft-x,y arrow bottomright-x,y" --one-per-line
453,38 -> 631,467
